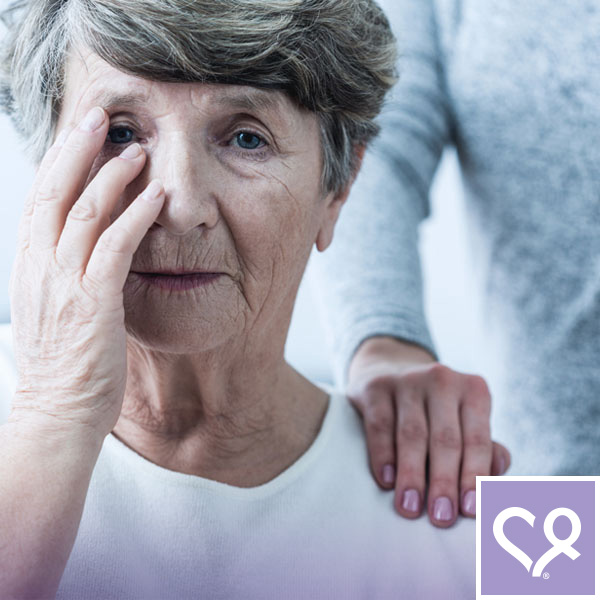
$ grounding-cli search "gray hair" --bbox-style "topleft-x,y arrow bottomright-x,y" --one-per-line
0,0 -> 397,195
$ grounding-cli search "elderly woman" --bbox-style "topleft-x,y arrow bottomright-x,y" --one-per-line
0,1 -> 507,598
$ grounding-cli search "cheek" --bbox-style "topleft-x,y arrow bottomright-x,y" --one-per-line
221,168 -> 321,283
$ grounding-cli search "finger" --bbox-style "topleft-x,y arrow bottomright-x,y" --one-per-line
491,441 -> 511,475
458,443 -> 510,523
56,143 -> 147,271
427,391 -> 462,528
83,179 -> 165,299
16,126 -> 73,251
393,385 -> 427,518
30,106 -> 109,251
458,380 -> 492,518
350,388 -> 397,489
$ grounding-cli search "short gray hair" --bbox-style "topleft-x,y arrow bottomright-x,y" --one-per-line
0,0 -> 397,195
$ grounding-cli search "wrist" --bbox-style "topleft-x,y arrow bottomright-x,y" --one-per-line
348,336 -> 436,382
6,407 -> 106,453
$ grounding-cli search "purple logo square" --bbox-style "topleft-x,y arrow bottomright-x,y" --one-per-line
480,479 -> 595,596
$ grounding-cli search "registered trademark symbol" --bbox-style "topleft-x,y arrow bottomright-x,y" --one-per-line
543,572 -> 550,580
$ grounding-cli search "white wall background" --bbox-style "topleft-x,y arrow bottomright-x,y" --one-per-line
0,110 -> 487,386
0,114 -> 34,322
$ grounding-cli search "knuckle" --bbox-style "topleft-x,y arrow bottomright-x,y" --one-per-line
364,373 -> 396,394
464,375 -> 492,402
53,249 -> 79,274
430,426 -> 462,451
398,420 -> 428,444
428,363 -> 454,388
396,463 -> 423,483
68,198 -> 100,223
361,387 -> 393,410
35,184 -> 62,205
370,449 -> 393,466
364,407 -> 393,436
395,372 -> 423,395
430,474 -> 457,491
99,232 -> 135,259
463,431 -> 492,451
100,213 -> 136,246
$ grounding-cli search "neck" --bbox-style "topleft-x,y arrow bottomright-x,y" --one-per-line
112,336 -> 329,487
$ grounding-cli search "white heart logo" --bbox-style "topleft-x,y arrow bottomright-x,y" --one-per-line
492,506 -> 582,577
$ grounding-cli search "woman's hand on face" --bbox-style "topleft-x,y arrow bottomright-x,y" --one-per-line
8,105 -> 165,440
347,337 -> 510,528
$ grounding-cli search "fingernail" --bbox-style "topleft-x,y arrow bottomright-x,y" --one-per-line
463,490 -> 476,516
120,143 -> 142,159
433,496 -> 453,522
80,106 -> 105,132
382,464 -> 395,486
402,489 -> 420,513
142,179 -> 164,202
54,128 -> 70,147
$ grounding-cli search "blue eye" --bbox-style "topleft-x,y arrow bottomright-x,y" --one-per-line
234,132 -> 263,150
107,126 -> 134,144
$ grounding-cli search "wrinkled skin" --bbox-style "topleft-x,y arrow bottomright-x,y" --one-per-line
9,45 -> 345,486
9,45 -> 509,516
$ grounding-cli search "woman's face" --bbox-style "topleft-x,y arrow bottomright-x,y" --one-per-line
56,48 -> 345,354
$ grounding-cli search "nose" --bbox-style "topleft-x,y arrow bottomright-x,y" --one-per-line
143,131 -> 219,235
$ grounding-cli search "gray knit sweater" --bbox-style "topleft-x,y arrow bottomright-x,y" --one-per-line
310,0 -> 600,476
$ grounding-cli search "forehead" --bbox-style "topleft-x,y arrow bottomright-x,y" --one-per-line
59,47 -> 300,126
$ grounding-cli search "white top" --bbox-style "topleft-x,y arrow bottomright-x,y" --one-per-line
0,325 -> 475,599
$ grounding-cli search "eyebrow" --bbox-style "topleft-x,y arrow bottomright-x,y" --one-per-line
85,90 -> 149,111
215,90 -> 284,113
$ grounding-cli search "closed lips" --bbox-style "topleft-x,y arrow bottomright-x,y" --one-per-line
129,271 -> 224,291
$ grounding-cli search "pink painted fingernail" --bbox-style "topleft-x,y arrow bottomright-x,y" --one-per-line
402,489 -> 420,513
433,496 -> 453,521
382,464 -> 395,486
463,490 -> 476,516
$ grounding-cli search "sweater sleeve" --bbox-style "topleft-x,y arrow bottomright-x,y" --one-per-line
309,0 -> 452,388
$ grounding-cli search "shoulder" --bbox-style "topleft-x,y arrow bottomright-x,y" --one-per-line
0,323 -> 16,424
314,382 -> 367,456
312,382 -> 475,596
315,383 -> 476,545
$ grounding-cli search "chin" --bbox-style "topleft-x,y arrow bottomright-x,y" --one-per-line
123,297 -> 244,355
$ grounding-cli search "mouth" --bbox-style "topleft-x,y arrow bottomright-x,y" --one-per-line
129,271 -> 224,291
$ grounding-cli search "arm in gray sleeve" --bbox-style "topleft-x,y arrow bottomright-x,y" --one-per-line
309,0 -> 452,388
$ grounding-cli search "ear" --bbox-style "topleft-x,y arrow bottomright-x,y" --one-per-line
315,145 -> 366,252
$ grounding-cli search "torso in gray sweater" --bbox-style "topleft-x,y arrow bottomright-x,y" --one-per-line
311,0 -> 600,475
